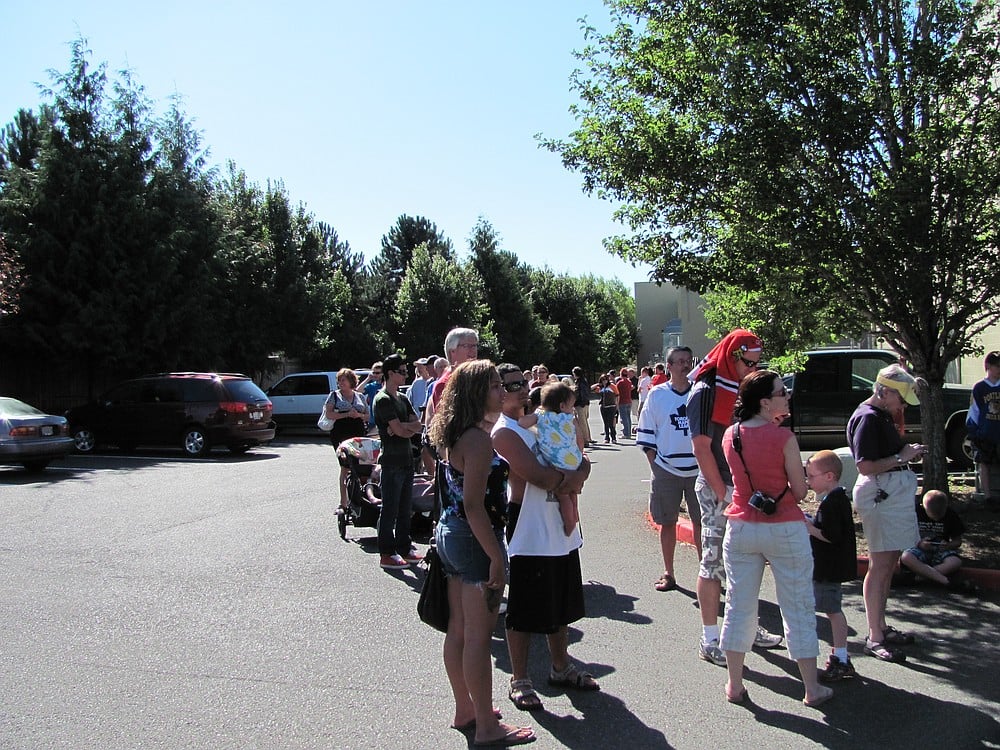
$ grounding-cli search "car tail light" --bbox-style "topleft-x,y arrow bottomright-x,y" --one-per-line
9,426 -> 39,437
218,402 -> 250,414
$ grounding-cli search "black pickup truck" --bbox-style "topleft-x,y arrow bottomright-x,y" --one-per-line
783,349 -> 973,467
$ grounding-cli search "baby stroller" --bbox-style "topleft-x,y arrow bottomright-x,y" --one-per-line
335,436 -> 439,540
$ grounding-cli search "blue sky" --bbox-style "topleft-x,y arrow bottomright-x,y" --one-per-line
1,1 -> 654,288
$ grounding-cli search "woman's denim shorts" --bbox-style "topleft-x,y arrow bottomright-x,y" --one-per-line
435,513 -> 507,585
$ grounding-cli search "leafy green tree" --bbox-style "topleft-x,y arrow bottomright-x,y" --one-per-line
546,0 -> 1000,487
212,168 -> 351,373
395,243 -> 498,362
314,221 -> 382,367
528,270 -> 637,374
468,218 -> 557,368
0,235 -> 22,317
701,277 -> 866,373
368,214 -> 454,305
0,40 -> 156,390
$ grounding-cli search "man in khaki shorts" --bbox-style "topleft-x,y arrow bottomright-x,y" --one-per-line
637,346 -> 701,592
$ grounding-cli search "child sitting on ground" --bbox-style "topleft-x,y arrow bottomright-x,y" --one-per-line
900,490 -> 970,590
519,381 -> 585,535
804,450 -> 859,682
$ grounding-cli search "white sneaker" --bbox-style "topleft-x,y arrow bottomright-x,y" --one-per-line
753,626 -> 784,649
699,638 -> 727,666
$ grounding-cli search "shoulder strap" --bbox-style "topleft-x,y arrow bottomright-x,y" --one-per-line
732,424 -> 757,492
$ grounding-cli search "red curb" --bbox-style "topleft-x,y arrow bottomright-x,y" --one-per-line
650,514 -> 1000,593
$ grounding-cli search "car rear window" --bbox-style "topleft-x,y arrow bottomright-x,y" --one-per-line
0,398 -> 44,417
222,379 -> 269,402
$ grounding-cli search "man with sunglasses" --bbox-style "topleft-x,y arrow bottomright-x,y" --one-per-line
687,329 -> 783,666
425,328 -> 480,428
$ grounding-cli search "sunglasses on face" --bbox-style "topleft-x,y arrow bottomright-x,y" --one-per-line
503,380 -> 529,392
737,355 -> 760,369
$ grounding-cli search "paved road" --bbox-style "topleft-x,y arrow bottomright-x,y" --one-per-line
2,423 -> 998,749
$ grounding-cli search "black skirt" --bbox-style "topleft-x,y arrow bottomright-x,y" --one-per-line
505,549 -> 585,634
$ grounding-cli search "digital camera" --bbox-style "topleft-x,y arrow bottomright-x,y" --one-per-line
748,490 -> 779,516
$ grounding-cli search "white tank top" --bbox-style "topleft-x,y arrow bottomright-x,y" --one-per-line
492,413 -> 584,556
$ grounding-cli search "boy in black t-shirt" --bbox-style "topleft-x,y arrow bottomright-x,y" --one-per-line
900,490 -> 968,588
805,450 -> 859,682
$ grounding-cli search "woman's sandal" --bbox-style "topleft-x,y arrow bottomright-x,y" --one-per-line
508,678 -> 543,711
473,724 -> 536,747
451,708 -> 504,732
548,663 -> 600,691
654,573 -> 676,592
864,638 -> 906,663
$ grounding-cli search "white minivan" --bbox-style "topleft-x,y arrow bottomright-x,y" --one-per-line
266,370 -> 372,430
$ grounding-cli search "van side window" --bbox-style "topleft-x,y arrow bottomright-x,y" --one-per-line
181,380 -> 218,402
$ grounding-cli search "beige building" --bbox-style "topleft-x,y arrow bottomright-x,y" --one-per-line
634,282 -> 715,365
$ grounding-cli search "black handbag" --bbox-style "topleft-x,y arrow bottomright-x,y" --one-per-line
417,545 -> 450,632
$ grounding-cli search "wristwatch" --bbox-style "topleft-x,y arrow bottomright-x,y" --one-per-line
894,454 -> 904,464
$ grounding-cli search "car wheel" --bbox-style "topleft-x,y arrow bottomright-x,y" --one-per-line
946,425 -> 973,470
22,460 -> 50,473
182,427 -> 211,457
73,427 -> 97,453
228,444 -> 251,455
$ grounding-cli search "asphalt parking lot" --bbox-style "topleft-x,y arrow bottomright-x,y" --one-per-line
2,426 -> 998,749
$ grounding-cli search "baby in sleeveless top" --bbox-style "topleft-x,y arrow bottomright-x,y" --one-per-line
518,381 -> 585,535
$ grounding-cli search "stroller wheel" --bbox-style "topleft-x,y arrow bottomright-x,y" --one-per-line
337,510 -> 348,539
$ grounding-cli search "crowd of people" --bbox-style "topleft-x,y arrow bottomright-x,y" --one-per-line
324,325 -> 978,736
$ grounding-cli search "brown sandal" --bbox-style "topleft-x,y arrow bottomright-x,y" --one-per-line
508,678 -> 543,711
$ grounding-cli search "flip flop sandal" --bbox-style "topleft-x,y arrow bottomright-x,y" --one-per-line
654,573 -> 676,592
548,663 -> 600,691
508,678 -> 543,712
882,626 -> 916,645
473,725 -> 537,747
452,708 -> 504,732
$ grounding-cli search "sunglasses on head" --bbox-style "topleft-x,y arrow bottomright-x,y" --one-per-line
503,380 -> 529,392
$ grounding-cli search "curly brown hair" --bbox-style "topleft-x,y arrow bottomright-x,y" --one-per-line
428,359 -> 498,450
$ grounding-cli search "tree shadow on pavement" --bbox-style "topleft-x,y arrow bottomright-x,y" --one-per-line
730,670 -> 1000,749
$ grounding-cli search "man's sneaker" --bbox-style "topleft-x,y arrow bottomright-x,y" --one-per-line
379,553 -> 409,570
699,639 -> 727,666
819,654 -> 857,682
402,548 -> 424,564
753,626 -> 784,649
